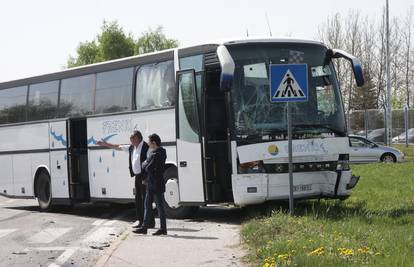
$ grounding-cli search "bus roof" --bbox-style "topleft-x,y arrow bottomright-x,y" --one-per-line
0,37 -> 325,89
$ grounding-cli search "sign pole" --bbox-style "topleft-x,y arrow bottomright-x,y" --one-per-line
270,63 -> 308,216
287,102 -> 294,215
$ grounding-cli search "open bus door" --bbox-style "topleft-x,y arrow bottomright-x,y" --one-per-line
175,70 -> 206,204
67,118 -> 90,203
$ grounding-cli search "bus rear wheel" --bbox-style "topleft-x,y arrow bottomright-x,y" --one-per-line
35,170 -> 53,211
163,167 -> 198,219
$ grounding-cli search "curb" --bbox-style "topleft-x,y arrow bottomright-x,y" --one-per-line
94,228 -> 131,267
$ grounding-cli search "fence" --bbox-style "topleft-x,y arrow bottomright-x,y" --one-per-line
347,108 -> 414,145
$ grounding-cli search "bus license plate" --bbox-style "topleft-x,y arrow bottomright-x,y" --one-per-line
293,184 -> 312,192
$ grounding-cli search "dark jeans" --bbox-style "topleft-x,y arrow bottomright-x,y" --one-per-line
143,190 -> 167,231
135,174 -> 154,225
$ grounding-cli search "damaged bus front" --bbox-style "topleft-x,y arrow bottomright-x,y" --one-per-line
217,39 -> 364,206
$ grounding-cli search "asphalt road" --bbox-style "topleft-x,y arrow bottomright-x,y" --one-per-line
0,196 -> 136,267
0,196 -> 257,267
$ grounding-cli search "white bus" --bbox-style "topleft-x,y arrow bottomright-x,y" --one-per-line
0,38 -> 363,218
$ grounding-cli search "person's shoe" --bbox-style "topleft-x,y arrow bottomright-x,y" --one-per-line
152,229 -> 167,236
133,227 -> 147,234
133,222 -> 143,228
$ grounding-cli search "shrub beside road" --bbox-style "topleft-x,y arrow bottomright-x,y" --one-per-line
241,162 -> 414,266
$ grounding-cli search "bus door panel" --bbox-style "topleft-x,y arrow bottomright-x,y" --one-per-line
49,121 -> 70,198
67,118 -> 91,202
176,70 -> 205,203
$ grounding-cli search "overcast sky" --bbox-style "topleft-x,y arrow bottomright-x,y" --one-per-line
0,0 -> 412,82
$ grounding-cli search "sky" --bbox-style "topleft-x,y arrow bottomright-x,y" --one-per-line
0,0 -> 412,83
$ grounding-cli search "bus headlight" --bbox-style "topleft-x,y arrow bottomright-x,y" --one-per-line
337,154 -> 350,171
239,161 -> 263,173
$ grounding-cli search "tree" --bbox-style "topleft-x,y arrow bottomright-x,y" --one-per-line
317,6 -> 414,111
351,69 -> 377,110
98,21 -> 135,61
135,26 -> 179,54
67,40 -> 100,67
402,8 -> 413,107
67,21 -> 178,68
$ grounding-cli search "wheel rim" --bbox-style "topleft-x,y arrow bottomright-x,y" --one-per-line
383,155 -> 394,163
164,178 -> 180,209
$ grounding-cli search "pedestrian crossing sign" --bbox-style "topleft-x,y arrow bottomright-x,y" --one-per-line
270,64 -> 308,102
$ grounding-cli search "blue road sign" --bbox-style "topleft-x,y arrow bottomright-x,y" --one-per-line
270,64 -> 308,102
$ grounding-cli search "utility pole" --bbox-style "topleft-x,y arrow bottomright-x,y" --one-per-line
385,0 -> 392,146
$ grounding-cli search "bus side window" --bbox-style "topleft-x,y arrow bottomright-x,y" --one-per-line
28,81 -> 59,121
135,60 -> 175,111
0,86 -> 28,124
59,75 -> 94,117
95,68 -> 133,114
179,55 -> 204,107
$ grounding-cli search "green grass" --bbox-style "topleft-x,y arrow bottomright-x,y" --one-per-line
392,144 -> 414,161
241,162 -> 414,267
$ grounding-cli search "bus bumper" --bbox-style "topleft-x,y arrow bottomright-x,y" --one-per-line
231,170 -> 353,207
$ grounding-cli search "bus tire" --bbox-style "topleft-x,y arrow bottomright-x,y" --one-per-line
163,167 -> 199,219
35,170 -> 53,211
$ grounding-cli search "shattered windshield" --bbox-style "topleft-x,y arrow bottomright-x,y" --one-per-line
227,43 -> 346,141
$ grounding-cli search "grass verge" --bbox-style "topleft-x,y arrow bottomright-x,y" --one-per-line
241,162 -> 414,266
392,144 -> 414,161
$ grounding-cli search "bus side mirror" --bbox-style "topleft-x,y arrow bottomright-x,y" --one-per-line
330,49 -> 364,87
217,45 -> 235,92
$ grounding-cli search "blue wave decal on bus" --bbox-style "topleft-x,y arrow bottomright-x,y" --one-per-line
87,134 -> 117,145
50,130 -> 67,146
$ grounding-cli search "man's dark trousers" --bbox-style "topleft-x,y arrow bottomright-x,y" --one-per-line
135,174 -> 154,226
143,190 -> 166,231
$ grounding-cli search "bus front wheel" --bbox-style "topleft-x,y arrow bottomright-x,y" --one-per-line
35,170 -> 53,211
163,167 -> 198,219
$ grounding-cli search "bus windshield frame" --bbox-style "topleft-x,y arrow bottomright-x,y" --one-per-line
226,42 -> 346,142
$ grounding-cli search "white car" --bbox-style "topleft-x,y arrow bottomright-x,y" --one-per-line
349,135 -> 404,163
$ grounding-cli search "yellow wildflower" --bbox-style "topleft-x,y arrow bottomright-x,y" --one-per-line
337,247 -> 354,256
357,246 -> 370,254
308,246 -> 324,256
278,254 -> 290,261
263,257 -> 276,267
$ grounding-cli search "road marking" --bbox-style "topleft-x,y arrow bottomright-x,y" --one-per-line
23,247 -> 79,267
82,227 -> 117,244
92,219 -> 105,226
103,220 -> 116,226
25,247 -> 69,251
0,229 -> 17,238
48,248 -> 77,267
0,199 -> 16,206
0,209 -> 25,221
28,227 -> 72,244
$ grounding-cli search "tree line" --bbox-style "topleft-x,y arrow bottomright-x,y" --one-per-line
67,21 -> 178,67
317,7 -> 413,113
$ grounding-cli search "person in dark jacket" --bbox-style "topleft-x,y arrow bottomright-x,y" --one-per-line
134,133 -> 167,235
96,131 -> 155,228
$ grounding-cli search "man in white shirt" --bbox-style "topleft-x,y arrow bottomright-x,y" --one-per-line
97,131 -> 155,228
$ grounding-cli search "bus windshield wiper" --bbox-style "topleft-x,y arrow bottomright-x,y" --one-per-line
293,124 -> 344,136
